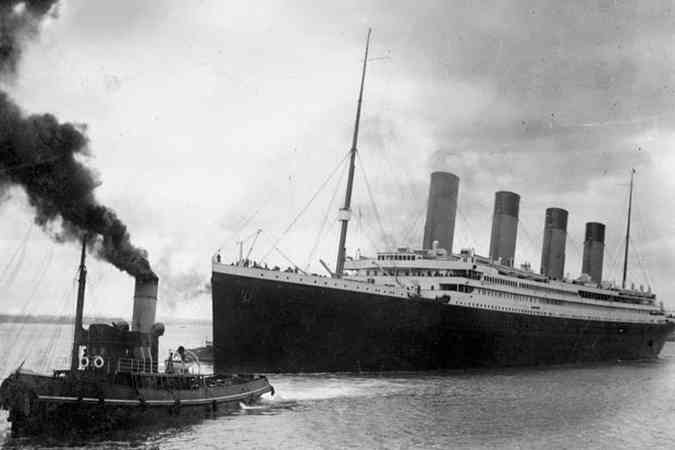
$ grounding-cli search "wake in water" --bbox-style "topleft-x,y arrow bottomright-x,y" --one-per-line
234,376 -> 410,416
262,375 -> 416,403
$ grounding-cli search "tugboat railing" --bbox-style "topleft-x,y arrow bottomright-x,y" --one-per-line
116,357 -> 158,374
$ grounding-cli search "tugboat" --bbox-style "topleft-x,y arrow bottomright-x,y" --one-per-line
0,238 -> 274,436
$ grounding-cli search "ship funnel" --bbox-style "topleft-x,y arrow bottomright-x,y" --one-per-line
582,222 -> 605,284
422,172 -> 459,253
540,208 -> 568,279
489,191 -> 520,267
132,276 -> 159,333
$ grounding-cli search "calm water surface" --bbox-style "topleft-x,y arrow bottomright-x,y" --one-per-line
1,322 -> 675,449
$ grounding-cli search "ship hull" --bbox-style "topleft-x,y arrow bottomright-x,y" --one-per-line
212,271 -> 675,373
0,369 -> 273,436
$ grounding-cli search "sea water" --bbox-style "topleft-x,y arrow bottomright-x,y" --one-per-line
1,322 -> 675,449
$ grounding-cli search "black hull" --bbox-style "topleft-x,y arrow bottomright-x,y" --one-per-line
212,271 -> 675,373
7,396 -> 249,437
0,370 -> 272,437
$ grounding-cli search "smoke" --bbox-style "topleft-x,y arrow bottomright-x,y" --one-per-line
156,252 -> 210,309
0,0 -> 58,76
0,1 -> 156,280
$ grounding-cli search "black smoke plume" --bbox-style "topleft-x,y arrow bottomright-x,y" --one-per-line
0,1 -> 156,280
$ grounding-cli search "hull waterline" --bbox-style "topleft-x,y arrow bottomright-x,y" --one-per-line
212,270 -> 674,373
0,369 -> 273,436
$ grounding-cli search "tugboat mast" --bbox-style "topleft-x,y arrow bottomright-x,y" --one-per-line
335,28 -> 371,277
70,236 -> 88,372
622,169 -> 635,289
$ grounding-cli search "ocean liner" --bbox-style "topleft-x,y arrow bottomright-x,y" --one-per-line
211,31 -> 675,373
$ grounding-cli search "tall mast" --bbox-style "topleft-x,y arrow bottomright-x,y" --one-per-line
622,169 -> 635,289
70,236 -> 88,372
335,28 -> 371,277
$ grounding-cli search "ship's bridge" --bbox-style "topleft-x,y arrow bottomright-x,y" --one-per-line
374,246 -> 452,262
343,247 -> 480,279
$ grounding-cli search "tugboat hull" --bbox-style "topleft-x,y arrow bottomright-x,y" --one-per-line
0,369 -> 273,436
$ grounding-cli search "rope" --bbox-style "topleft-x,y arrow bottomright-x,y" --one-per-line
566,232 -> 585,269
604,237 -> 625,284
630,236 -> 653,291
231,228 -> 265,261
0,223 -> 32,283
516,217 -> 542,267
456,205 -> 478,252
355,213 -> 385,259
0,233 -> 28,290
630,198 -> 654,290
305,161 -> 347,271
356,152 -> 390,248
274,246 -> 305,273
219,208 -> 263,252
41,278 -> 76,371
400,205 -> 426,247
262,151 -> 350,260
4,242 -> 56,367
217,148 -> 308,253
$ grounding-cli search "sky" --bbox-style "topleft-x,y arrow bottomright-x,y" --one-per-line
1,0 -> 675,319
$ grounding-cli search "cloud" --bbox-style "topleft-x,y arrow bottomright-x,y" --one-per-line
2,0 -> 675,318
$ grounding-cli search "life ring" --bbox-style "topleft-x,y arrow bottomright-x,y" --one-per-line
79,356 -> 89,369
93,355 -> 105,369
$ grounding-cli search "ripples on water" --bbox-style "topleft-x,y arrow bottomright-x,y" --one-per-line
1,323 -> 675,449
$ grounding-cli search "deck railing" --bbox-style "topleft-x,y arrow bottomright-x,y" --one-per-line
116,357 -> 158,374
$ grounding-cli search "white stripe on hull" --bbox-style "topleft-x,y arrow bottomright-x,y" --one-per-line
36,386 -> 271,407
213,263 -> 669,325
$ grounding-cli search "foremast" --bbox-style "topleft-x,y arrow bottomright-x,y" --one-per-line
335,28 -> 371,277
70,236 -> 88,372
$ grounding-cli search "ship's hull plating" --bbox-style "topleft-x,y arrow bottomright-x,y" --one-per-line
0,370 -> 272,436
212,271 -> 675,373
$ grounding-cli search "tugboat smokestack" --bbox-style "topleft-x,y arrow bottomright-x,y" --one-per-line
132,276 -> 159,333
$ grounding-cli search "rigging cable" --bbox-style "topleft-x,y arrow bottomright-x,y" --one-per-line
456,205 -> 479,251
0,223 -> 33,283
357,211 -> 387,258
630,198 -> 654,289
41,275 -> 77,371
217,148 -> 303,253
236,228 -> 266,257
0,233 -> 29,291
566,232 -> 585,273
262,151 -> 350,260
400,204 -> 426,247
274,246 -> 306,274
305,159 -> 348,271
219,207 -> 264,253
516,217 -> 542,267
630,236 -> 653,290
5,241 -> 56,367
363,46 -> 421,241
605,237 -> 625,284
356,152 -> 390,248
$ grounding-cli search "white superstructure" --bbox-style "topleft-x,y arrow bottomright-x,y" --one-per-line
343,248 -> 666,325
